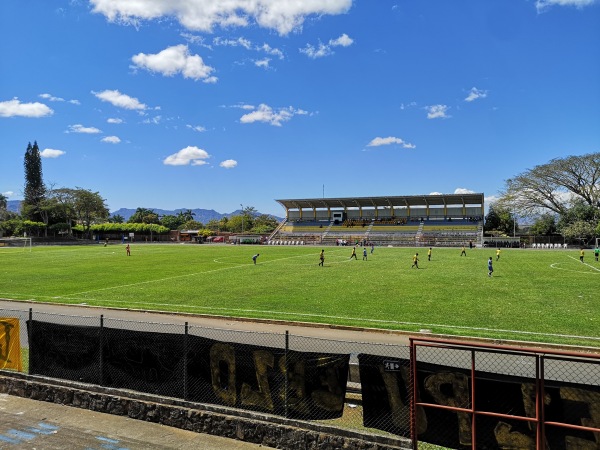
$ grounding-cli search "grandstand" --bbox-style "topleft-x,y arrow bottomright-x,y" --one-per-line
269,193 -> 484,247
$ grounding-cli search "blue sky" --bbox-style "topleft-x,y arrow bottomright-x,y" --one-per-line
1,0 -> 599,217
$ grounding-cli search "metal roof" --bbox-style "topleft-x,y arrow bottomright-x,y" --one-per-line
275,193 -> 484,211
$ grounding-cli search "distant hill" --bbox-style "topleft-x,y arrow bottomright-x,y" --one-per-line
113,208 -> 232,223
3,201 -> 282,223
110,207 -> 282,223
7,200 -> 21,213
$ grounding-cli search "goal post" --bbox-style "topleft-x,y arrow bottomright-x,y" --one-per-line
0,237 -> 32,251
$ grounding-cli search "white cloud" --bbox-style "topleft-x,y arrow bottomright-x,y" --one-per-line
101,136 -> 121,144
107,118 -> 124,124
40,93 -> 81,105
485,195 -> 500,205
39,93 -> 65,102
131,44 -> 216,82
92,89 -> 148,110
536,0 -> 596,12
300,33 -> 353,59
186,124 -> 206,132
330,33 -> 353,47
2,191 -> 14,198
259,43 -> 284,59
429,192 -> 443,196
254,58 -> 271,68
425,104 -> 451,119
90,0 -> 352,36
213,36 -> 252,49
40,148 -> 66,158
239,104 -> 307,127
0,98 -> 54,118
300,42 -> 332,59
220,159 -> 237,169
142,115 -> 162,125
67,124 -> 102,134
366,136 -> 415,149
454,188 -> 476,194
465,87 -> 488,102
163,146 -> 210,166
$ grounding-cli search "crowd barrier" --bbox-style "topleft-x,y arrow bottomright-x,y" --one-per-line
1,308 -> 599,449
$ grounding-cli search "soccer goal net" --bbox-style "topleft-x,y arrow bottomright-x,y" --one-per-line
0,237 -> 32,251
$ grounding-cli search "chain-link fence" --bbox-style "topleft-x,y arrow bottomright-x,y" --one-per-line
0,307 -> 411,444
2,309 -> 599,449
411,338 -> 600,449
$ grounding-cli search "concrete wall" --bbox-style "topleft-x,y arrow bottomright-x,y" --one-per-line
0,371 -> 410,450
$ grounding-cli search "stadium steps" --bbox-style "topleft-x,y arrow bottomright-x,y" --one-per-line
320,221 -> 334,240
268,218 -> 287,241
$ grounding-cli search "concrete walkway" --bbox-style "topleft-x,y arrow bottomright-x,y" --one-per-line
0,394 -> 265,449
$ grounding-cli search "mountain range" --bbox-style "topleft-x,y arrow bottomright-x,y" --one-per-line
6,201 -> 282,223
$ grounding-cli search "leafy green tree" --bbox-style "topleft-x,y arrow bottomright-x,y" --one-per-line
219,216 -> 230,232
205,219 -> 221,231
0,193 -> 7,213
498,152 -> 600,217
128,208 -> 160,224
177,209 -> 195,223
557,199 -> 598,230
178,220 -> 203,230
529,213 -> 557,236
484,204 -> 518,236
22,141 -> 47,224
252,214 -> 279,233
109,214 -> 125,223
228,215 -> 244,233
72,189 -> 109,239
561,221 -> 597,246
160,214 -> 183,230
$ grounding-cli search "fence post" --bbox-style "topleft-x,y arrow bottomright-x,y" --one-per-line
99,314 -> 104,386
285,330 -> 289,418
409,338 -> 417,450
183,322 -> 189,401
28,308 -> 33,374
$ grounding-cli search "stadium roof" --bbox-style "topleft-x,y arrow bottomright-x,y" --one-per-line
276,193 -> 484,210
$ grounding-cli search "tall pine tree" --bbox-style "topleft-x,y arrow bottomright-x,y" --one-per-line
23,141 -> 46,222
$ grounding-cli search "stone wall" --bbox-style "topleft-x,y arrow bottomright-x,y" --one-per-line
0,371 -> 411,450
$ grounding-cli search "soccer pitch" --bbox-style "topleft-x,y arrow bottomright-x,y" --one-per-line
0,244 -> 598,346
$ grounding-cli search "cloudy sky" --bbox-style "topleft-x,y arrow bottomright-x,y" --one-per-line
1,0 -> 599,216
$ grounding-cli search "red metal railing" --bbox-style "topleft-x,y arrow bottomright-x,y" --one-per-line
409,337 -> 600,449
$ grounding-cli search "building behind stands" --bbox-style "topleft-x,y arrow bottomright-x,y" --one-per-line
269,193 -> 484,247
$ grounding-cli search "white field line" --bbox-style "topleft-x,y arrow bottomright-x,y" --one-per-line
566,255 -> 600,272
3,249 -> 598,342
62,251 -> 331,298
1,294 -> 598,343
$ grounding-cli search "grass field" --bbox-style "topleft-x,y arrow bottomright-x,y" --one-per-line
0,243 -> 598,346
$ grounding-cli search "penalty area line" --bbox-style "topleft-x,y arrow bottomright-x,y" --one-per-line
566,255 -> 600,272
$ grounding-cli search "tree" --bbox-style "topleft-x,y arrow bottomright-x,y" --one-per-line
498,152 -> 600,218
529,213 -> 557,236
177,209 -> 195,223
253,214 -> 279,230
561,221 -> 597,246
109,214 -> 125,223
128,208 -> 160,224
178,220 -> 203,230
205,219 -> 221,232
484,204 -> 517,236
22,142 -> 49,231
71,189 -> 109,239
160,214 -> 182,230
0,193 -> 7,222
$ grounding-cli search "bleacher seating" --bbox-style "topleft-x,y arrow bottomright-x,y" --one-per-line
270,218 -> 482,247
